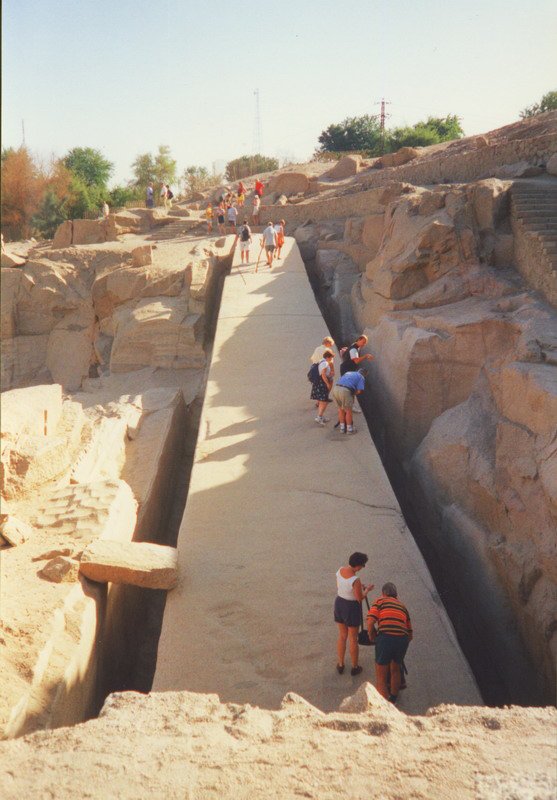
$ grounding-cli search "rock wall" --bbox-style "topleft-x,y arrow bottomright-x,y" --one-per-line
1,238 -> 230,392
295,177 -> 557,703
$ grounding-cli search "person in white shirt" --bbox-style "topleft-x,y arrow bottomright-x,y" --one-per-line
252,194 -> 261,225
262,221 -> 277,267
102,201 -> 109,219
310,336 -> 335,364
227,204 -> 238,232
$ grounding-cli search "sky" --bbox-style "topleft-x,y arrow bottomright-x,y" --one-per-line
2,0 -> 556,186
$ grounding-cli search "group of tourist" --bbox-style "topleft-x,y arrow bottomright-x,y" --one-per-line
309,335 -> 412,702
335,552 -> 412,704
145,182 -> 174,210
308,334 -> 373,431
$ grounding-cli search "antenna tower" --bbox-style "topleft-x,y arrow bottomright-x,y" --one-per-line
253,89 -> 262,154
374,98 -> 391,153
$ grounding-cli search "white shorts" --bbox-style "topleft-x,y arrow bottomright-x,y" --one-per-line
240,241 -> 250,252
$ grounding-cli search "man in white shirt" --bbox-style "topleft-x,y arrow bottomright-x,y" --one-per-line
227,204 -> 238,232
252,194 -> 261,225
262,221 -> 277,267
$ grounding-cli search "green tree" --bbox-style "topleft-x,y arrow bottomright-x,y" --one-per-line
131,145 -> 177,188
63,147 -> 113,188
32,189 -> 68,238
388,115 -> 464,150
318,115 -> 383,154
108,184 -> 142,209
225,154 -> 279,181
182,165 -> 222,195
520,90 -> 557,118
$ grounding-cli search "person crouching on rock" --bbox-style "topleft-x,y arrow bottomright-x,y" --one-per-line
311,349 -> 334,425
366,582 -> 412,704
335,552 -> 373,676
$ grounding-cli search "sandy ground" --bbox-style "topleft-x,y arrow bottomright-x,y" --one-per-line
153,238 -> 480,713
0,687 -> 555,800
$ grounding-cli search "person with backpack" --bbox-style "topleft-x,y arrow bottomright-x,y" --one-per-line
309,348 -> 335,425
340,334 -> 374,376
165,185 -> 174,209
238,219 -> 252,264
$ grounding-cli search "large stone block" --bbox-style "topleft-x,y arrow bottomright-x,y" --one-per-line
327,155 -> 362,180
52,220 -> 73,249
490,362 -> 557,436
1,268 -> 23,337
92,262 -> 185,321
0,334 -> 50,389
72,219 -> 116,245
0,383 -> 63,440
47,307 -> 95,391
79,540 -> 178,589
267,172 -> 310,196
110,297 -> 205,372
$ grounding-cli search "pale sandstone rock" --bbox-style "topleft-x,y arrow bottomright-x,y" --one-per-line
361,214 -> 385,256
131,244 -> 153,268
0,515 -> 33,546
339,681 -> 401,717
547,153 -> 557,176
0,333 -> 50,389
39,556 -> 80,583
52,220 -> 73,249
47,307 -> 95,390
327,154 -> 362,179
110,297 -> 205,373
276,194 -> 288,206
467,179 -> 509,231
32,546 -> 73,561
1,268 -> 23,337
490,362 -> 557,436
267,172 -> 310,196
380,147 -> 422,168
79,540 -> 178,589
495,161 -> 544,179
72,218 -> 116,246
0,384 -> 63,440
34,479 -> 137,542
92,262 -> 185,321
1,251 -> 26,268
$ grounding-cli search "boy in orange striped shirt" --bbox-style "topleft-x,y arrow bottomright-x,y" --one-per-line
367,582 -> 412,703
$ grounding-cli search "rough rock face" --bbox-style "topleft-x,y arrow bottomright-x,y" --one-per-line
327,154 -> 362,179
1,238 -> 225,392
267,171 -> 310,196
295,176 -> 557,703
0,686 -> 555,800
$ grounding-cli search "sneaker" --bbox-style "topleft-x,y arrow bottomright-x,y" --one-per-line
346,427 -> 357,434
314,417 -> 325,426
339,426 -> 346,434
350,665 -> 363,676
321,417 -> 330,423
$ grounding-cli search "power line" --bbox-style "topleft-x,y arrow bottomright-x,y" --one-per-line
373,98 -> 391,153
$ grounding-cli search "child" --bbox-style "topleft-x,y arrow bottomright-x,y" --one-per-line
275,219 -> 285,259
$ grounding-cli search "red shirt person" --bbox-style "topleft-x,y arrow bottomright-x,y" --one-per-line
254,179 -> 264,197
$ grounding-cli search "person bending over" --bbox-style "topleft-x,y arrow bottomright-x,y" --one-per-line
367,582 -> 412,704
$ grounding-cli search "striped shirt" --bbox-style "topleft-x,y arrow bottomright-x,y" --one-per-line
367,596 -> 412,637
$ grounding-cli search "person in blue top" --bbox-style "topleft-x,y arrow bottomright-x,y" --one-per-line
332,369 -> 366,434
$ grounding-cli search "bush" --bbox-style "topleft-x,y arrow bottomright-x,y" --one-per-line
520,90 -> 557,119
225,154 -> 279,181
182,166 -> 222,196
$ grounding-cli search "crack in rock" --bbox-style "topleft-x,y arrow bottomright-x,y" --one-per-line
294,488 -> 401,515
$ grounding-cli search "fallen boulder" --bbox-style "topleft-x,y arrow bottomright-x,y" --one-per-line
39,556 -> 80,583
0,515 -> 33,546
79,540 -> 178,589
327,154 -> 362,179
267,172 -> 310,196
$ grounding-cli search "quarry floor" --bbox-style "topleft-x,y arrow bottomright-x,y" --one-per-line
153,238 -> 481,713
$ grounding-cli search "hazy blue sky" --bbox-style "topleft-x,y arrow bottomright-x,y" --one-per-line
2,0 -> 556,185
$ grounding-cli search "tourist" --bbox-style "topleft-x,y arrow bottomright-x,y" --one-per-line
340,334 -> 374,376
310,336 -> 335,364
216,202 -> 226,234
102,201 -> 109,219
366,582 -> 412,704
160,183 -> 168,209
254,178 -> 264,197
252,193 -> 261,225
274,219 -> 286,259
311,348 -> 334,425
146,183 -> 154,209
334,552 -> 373,676
205,203 -> 214,233
262,221 -> 277,267
237,181 -> 246,207
331,368 -> 365,434
238,219 -> 252,263
227,202 -> 238,232
166,184 -> 174,208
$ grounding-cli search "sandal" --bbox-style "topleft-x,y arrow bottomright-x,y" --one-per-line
350,665 -> 363,676
336,664 -> 345,674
